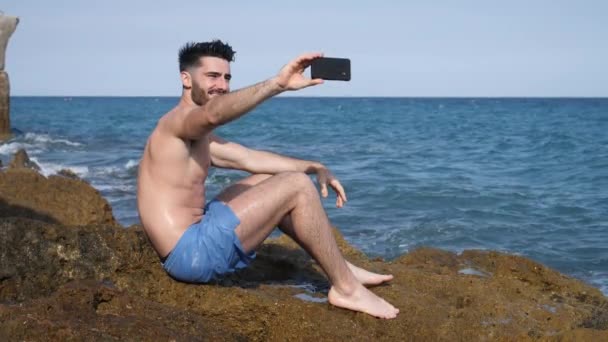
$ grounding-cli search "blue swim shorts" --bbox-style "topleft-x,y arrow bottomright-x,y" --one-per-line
161,199 -> 256,283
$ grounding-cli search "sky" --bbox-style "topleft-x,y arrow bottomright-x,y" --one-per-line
3,1 -> 608,97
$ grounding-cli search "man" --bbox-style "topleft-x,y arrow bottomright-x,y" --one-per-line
137,40 -> 399,319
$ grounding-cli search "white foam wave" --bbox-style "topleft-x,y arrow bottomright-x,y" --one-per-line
92,183 -> 135,192
0,141 -> 23,155
89,160 -> 139,177
0,132 -> 81,156
0,141 -> 39,155
92,165 -> 125,177
125,159 -> 139,170
24,133 -> 82,147
29,157 -> 90,178
206,172 -> 237,187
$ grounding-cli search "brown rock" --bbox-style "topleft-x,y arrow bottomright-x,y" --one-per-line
8,148 -> 41,171
0,280 -> 243,341
0,216 -> 606,341
0,218 -> 127,301
0,71 -> 9,141
0,14 -> 19,141
0,159 -> 117,226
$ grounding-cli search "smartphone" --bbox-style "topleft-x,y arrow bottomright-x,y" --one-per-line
310,57 -> 351,81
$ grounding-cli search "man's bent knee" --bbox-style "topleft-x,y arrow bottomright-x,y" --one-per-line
275,171 -> 315,191
242,173 -> 272,185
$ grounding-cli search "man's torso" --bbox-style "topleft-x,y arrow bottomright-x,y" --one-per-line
137,109 -> 211,257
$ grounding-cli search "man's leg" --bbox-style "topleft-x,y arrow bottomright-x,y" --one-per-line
216,174 -> 393,286
216,172 -> 399,319
277,215 -> 393,286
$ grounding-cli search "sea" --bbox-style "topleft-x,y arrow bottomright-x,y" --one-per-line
2,97 -> 607,295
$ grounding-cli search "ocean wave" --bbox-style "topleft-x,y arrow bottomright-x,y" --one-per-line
90,160 -> 139,178
597,280 -> 608,296
0,132 -> 81,156
28,157 -> 90,177
23,133 -> 83,147
206,171 -> 241,187
92,183 -> 136,193
93,165 -> 123,176
125,159 -> 139,170
0,141 -> 39,155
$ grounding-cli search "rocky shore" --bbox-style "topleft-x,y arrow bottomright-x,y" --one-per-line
1,149 -> 607,341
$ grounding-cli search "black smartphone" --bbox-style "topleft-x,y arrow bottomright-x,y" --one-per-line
310,57 -> 351,81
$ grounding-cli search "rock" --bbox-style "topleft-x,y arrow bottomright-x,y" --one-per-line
0,280 -> 243,341
57,168 -> 80,180
0,14 -> 19,71
0,218 -> 128,301
0,216 -> 606,340
0,14 -> 18,141
0,71 -> 9,141
8,148 -> 40,171
0,157 -> 117,226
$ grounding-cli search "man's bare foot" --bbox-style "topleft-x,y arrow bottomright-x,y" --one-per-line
346,261 -> 393,286
328,283 -> 399,319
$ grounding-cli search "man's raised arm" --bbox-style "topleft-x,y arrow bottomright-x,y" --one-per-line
181,53 -> 324,138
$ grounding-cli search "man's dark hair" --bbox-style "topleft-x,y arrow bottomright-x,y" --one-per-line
178,40 -> 236,72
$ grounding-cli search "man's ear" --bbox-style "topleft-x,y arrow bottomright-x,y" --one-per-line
181,71 -> 192,89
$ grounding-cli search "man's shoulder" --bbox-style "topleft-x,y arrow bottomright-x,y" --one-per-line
156,107 -> 212,146
157,107 -> 185,135
159,105 -> 205,138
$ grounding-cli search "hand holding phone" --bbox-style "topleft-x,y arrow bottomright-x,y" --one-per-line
310,57 -> 351,81
275,52 -> 325,91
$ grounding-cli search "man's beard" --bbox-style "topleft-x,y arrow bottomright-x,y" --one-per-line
191,80 -> 207,106
191,81 -> 226,106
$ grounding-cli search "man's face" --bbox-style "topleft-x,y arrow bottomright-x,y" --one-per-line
187,56 -> 231,105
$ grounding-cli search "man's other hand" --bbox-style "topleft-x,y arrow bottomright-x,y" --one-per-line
315,166 -> 348,208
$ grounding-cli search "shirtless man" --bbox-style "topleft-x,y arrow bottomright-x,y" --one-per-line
137,40 -> 399,319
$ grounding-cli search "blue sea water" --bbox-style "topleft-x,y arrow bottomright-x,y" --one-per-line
2,97 -> 607,295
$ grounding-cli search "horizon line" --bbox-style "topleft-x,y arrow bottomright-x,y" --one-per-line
9,95 -> 608,99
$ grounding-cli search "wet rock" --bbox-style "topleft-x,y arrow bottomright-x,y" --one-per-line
8,148 -> 40,171
57,168 -> 80,180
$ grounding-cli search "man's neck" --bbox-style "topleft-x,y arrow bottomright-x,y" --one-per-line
179,92 -> 208,108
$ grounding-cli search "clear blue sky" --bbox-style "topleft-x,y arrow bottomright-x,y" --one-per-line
3,1 -> 608,97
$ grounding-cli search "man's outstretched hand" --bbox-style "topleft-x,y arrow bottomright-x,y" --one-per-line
315,166 -> 348,208
274,53 -> 324,91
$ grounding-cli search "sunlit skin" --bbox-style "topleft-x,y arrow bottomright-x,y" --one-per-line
137,53 -> 399,319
